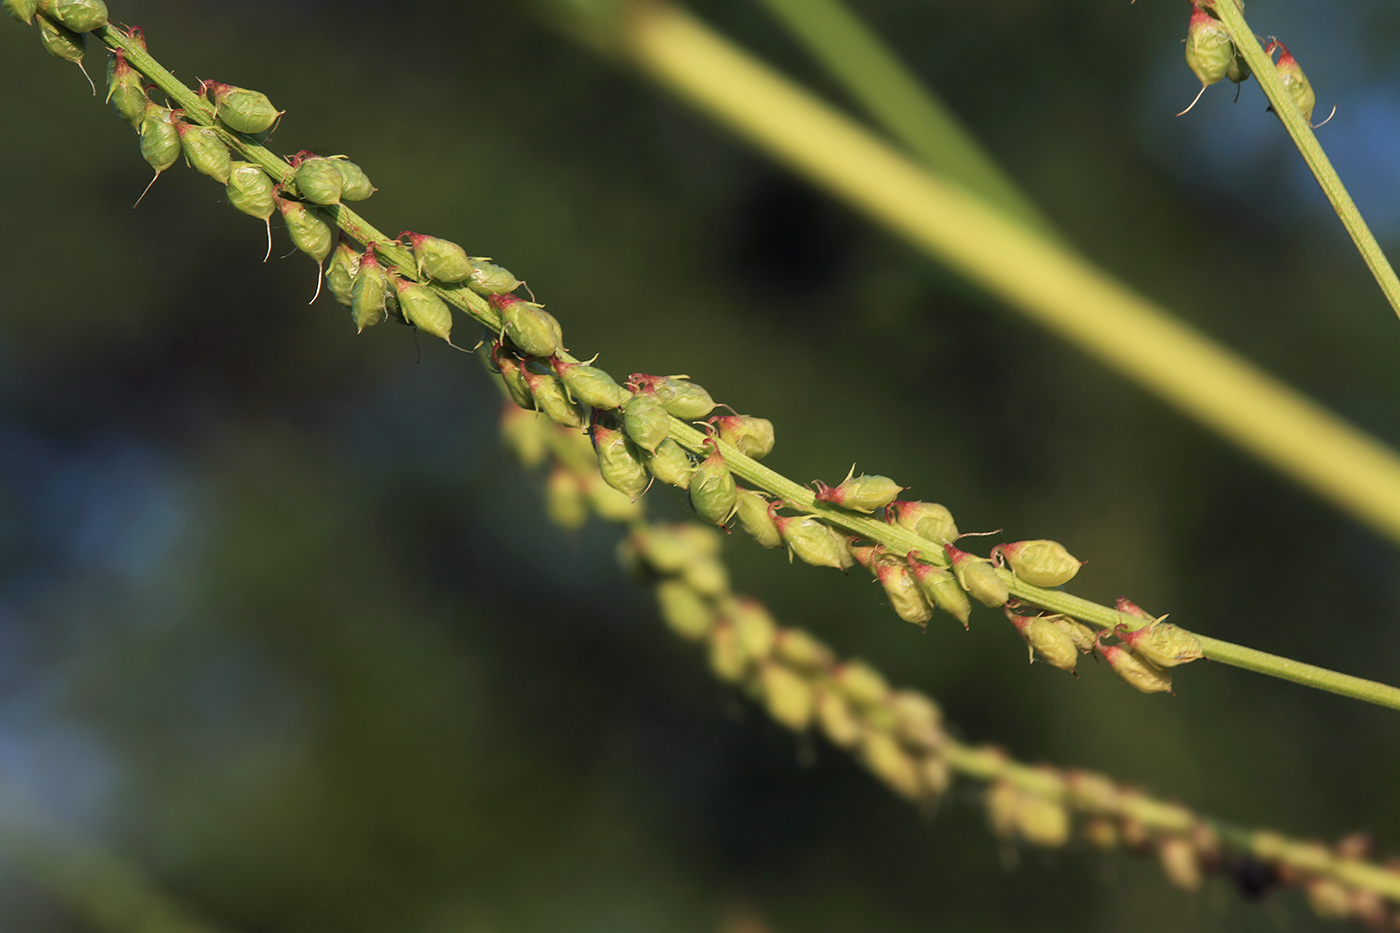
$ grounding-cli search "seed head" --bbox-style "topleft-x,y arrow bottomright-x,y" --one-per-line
991,539 -> 1082,587
1267,41 -> 1317,123
1006,610 -> 1080,673
275,196 -> 334,265
733,487 -> 782,548
350,245 -> 389,333
640,438 -> 693,489
43,0 -> 107,32
324,242 -> 361,309
770,504 -> 852,570
689,439 -> 738,525
813,468 -> 904,513
860,731 -> 922,802
1097,641 -> 1173,694
759,662 -> 814,732
888,690 -> 943,751
707,622 -> 746,684
869,554 -> 933,627
656,579 -> 715,642
1113,620 -> 1204,668
590,411 -> 649,499
465,258 -> 521,296
1047,615 -> 1097,654
815,689 -> 862,750
1184,6 -> 1233,88
907,559 -> 971,628
4,0 -> 38,24
707,414 -> 775,460
393,276 -> 454,342
544,465 -> 588,530
729,597 -> 778,663
622,392 -> 672,452
832,660 -> 891,708
137,102 -> 180,173
887,500 -> 958,546
173,117 -> 232,184
105,51 -> 146,127
203,80 -> 282,135
225,161 -> 275,220
521,362 -> 584,428
400,230 -> 472,283
327,154 -> 374,201
36,11 -> 84,65
285,151 -> 343,206
944,544 -> 1009,607
553,357 -> 629,411
628,373 -> 715,419
774,629 -> 834,672
494,294 -> 563,358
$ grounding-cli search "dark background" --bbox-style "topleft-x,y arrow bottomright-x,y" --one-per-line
2,0 -> 1399,930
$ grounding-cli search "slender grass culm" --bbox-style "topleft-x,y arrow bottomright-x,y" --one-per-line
4,0 -> 1400,930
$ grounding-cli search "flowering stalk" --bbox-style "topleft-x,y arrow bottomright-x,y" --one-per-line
15,7 -> 1400,710
1205,1 -> 1400,325
508,408 -> 1400,927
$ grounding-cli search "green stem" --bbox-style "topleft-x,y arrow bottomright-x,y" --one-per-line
1210,2 -> 1400,324
752,0 -> 1052,235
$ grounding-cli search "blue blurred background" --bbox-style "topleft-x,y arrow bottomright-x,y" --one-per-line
1,0 -> 1399,930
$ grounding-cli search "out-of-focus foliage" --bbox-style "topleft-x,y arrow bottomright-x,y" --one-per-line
1,1 -> 1399,930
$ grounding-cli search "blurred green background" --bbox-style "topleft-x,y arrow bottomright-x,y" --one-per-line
2,1 -> 1400,930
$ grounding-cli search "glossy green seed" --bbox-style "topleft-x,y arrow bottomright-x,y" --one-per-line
275,198 -> 333,264
401,231 -> 472,283
291,154 -> 343,206
4,0 -> 38,24
1185,7 -> 1232,89
225,161 -> 275,219
773,510 -> 852,570
871,556 -> 933,626
37,12 -> 84,64
592,413 -> 649,499
393,277 -> 453,342
945,545 -> 1009,607
138,103 -> 180,173
45,0 -> 106,31
1099,643 -> 1172,694
1115,621 -> 1203,668
466,258 -> 520,296
176,121 -> 231,184
630,373 -> 715,419
324,242 -> 361,308
554,358 -> 628,410
350,246 -> 389,333
733,487 -> 782,548
689,441 -> 738,525
993,539 -> 1081,587
1007,612 -> 1079,673
328,155 -> 373,201
105,51 -> 146,126
497,296 -> 563,358
814,470 -> 903,513
521,363 -> 583,428
622,392 -> 671,452
1226,47 -> 1251,85
709,415 -> 775,460
908,561 -> 971,628
640,438 -> 693,489
1274,44 -> 1316,122
888,500 -> 959,546
490,344 -> 535,411
206,81 -> 281,135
